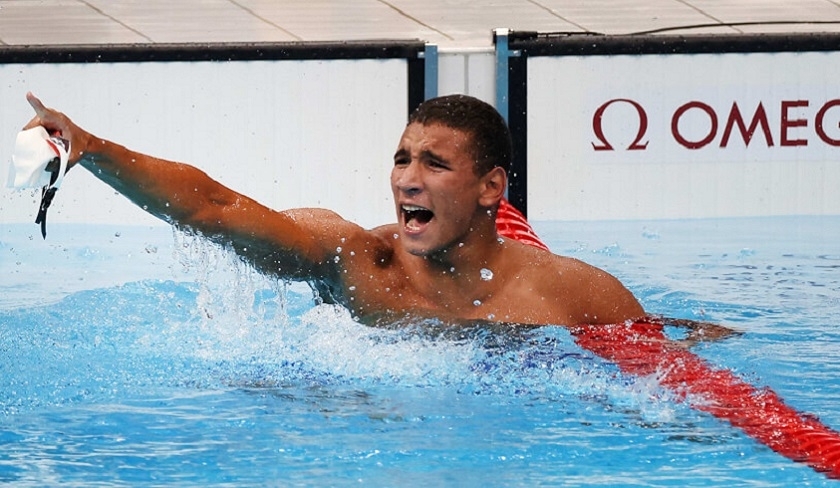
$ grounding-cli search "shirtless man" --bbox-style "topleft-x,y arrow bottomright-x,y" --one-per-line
23,92 -> 644,328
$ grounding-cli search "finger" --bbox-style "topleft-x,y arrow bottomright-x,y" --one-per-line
26,91 -> 49,118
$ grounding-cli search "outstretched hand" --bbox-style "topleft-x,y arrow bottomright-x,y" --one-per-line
23,92 -> 89,168
661,317 -> 741,348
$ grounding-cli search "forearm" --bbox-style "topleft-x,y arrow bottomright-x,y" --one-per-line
23,92 -> 233,231
83,140 -> 341,278
657,317 -> 741,345
78,138 -> 234,228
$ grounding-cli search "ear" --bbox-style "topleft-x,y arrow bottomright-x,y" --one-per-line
478,166 -> 507,207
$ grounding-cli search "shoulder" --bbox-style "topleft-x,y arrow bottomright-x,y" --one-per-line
261,208 -> 392,277
501,237 -> 585,274
510,245 -> 644,324
279,208 -> 386,248
312,219 -> 398,268
525,252 -> 610,290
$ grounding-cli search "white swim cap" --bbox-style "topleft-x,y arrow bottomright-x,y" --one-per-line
7,126 -> 71,238
7,126 -> 69,189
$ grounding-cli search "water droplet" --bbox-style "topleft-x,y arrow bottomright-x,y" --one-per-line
336,246 -> 342,253
349,286 -> 356,291
487,313 -> 495,320
473,299 -> 481,306
350,251 -> 355,256
480,268 -> 493,281
333,256 -> 340,263
114,232 -> 121,237
393,233 -> 399,239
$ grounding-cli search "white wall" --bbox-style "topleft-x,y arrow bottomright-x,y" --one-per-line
437,48 -> 495,105
4,48 -> 839,229
527,51 -> 840,220
1,59 -> 408,228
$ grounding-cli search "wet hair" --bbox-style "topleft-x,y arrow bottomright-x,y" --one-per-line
408,94 -> 512,175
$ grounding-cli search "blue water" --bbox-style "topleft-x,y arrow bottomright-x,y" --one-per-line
1,217 -> 839,486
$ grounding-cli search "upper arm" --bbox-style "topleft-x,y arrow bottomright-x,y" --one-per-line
586,269 -> 646,324
557,258 -> 646,325
186,191 -> 367,283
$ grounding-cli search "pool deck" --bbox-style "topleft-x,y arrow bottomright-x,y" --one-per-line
2,0 -> 840,49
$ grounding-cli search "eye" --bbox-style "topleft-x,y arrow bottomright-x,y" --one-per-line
428,158 -> 449,170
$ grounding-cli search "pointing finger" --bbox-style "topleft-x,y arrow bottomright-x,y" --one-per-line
26,91 -> 48,117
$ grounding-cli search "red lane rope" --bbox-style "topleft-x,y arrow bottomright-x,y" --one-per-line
495,198 -> 550,251
495,204 -> 840,478
572,321 -> 840,479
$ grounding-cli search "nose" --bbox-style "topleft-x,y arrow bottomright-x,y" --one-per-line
394,160 -> 423,196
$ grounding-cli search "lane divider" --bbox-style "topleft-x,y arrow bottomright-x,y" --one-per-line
496,199 -> 840,479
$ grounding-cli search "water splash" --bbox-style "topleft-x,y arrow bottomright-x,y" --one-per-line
1,227 -> 683,424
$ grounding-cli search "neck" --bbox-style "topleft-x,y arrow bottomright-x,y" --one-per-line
405,225 -> 506,310
426,223 -> 501,273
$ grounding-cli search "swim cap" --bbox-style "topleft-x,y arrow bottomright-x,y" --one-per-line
7,126 -> 69,189
7,126 -> 70,238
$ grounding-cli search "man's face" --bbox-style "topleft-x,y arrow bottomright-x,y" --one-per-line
390,122 -> 487,257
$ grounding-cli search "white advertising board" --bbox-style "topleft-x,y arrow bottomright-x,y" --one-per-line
527,51 -> 840,220
1,58 -> 409,229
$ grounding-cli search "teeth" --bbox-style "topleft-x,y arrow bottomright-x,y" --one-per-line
402,204 -> 428,212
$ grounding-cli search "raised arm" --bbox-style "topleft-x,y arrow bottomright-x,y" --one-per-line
23,93 -> 353,282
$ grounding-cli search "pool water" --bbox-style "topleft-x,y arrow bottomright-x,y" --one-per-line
1,217 -> 839,486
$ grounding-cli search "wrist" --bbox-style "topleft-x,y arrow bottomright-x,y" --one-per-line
72,131 -> 102,167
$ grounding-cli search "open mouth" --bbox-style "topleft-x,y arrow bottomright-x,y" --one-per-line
402,204 -> 434,231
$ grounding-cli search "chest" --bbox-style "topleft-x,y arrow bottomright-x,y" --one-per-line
339,267 -> 572,326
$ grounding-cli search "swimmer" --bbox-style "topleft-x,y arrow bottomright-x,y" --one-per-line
22,92 -> 703,332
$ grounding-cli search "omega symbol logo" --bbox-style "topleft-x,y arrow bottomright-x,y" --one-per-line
591,99 -> 649,151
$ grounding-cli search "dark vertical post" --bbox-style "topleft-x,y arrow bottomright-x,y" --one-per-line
407,55 -> 426,116
507,53 -> 528,216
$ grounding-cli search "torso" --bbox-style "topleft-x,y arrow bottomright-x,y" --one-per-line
314,224 -> 643,328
